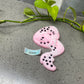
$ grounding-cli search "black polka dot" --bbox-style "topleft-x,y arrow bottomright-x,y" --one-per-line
49,34 -> 51,36
40,39 -> 42,40
41,29 -> 43,31
49,61 -> 51,63
47,41 -> 49,43
42,37 -> 44,39
50,30 -> 52,32
47,28 -> 49,30
53,31 -> 55,35
43,59 -> 45,61
40,29 -> 43,33
46,63 -> 48,65
40,42 -> 42,44
54,47 -> 56,49
44,56 -> 46,58
45,60 -> 48,62
47,27 -> 50,30
50,54 -> 52,56
49,57 -> 51,59
44,42 -> 46,44
44,30 -> 46,32
51,65 -> 53,67
53,49 -> 55,51
51,45 -> 53,47
44,28 -> 45,29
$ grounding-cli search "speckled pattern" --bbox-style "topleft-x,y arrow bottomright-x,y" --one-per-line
0,0 -> 84,84
33,26 -> 64,71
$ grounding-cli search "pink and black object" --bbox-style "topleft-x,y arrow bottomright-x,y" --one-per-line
33,26 -> 64,71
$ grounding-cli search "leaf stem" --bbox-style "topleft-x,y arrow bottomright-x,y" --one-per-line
0,16 -> 83,32
56,18 -> 81,31
5,20 -> 21,23
0,18 -> 51,24
64,18 -> 80,27
34,6 -> 42,16
47,10 -> 49,17
21,18 -> 51,23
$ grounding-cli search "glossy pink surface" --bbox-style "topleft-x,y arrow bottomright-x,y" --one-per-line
33,26 -> 64,71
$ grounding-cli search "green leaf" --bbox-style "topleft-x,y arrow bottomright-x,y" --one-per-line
47,0 -> 56,6
34,0 -> 59,21
63,7 -> 77,21
24,7 -> 35,16
47,5 -> 59,21
45,0 -> 48,3
34,0 -> 48,9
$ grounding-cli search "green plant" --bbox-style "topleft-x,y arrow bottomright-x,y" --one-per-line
82,11 -> 84,15
0,0 -> 84,32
